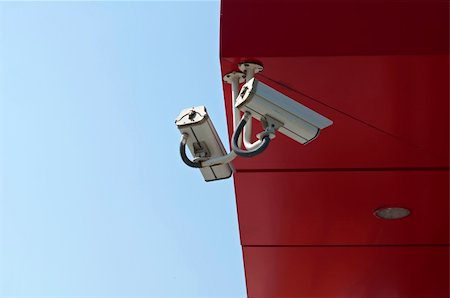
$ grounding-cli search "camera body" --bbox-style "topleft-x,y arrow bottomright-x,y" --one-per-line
235,78 -> 333,144
175,106 -> 233,182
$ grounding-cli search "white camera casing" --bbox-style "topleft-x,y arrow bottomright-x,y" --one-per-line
175,106 -> 233,182
235,78 -> 333,144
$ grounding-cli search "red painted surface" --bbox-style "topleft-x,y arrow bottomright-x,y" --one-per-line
221,56 -> 449,170
220,0 -> 448,57
244,246 -> 449,297
235,171 -> 449,246
220,0 -> 449,297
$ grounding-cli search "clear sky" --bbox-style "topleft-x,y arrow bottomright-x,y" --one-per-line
0,1 -> 246,297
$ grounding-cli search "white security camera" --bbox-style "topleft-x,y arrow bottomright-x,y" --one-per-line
175,62 -> 333,182
175,106 -> 234,182
235,78 -> 333,145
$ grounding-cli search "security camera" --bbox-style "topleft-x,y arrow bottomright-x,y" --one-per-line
175,106 -> 234,182
235,78 -> 333,145
175,62 -> 333,182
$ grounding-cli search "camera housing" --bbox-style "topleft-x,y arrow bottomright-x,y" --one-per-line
175,106 -> 233,182
235,78 -> 333,144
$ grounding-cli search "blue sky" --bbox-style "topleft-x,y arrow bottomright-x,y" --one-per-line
0,1 -> 246,297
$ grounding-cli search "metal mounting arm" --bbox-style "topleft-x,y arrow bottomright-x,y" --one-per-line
180,133 -> 237,168
179,133 -> 202,168
238,62 -> 264,150
223,71 -> 246,147
231,112 -> 276,158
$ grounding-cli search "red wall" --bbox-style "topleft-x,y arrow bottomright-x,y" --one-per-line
220,0 -> 449,297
